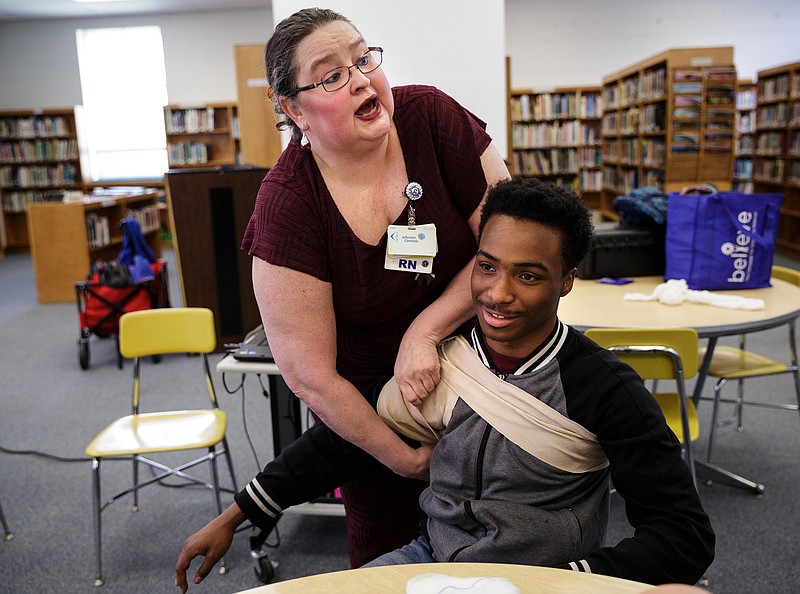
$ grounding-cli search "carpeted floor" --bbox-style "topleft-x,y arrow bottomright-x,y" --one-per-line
1,249 -> 799,593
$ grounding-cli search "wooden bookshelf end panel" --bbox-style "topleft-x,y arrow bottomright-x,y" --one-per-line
27,202 -> 90,303
26,191 -> 161,303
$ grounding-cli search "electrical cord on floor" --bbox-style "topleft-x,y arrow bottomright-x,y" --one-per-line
0,445 -> 90,463
0,448 -> 136,464
0,445 -> 237,495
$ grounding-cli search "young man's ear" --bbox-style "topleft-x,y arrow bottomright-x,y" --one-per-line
560,267 -> 577,297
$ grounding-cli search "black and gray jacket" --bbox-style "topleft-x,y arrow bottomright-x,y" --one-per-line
234,321 -> 714,585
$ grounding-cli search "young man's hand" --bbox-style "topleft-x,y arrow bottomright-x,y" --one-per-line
175,504 -> 246,592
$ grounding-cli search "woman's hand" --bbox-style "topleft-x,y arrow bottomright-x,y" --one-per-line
175,504 -> 245,592
398,444 -> 434,481
394,330 -> 441,406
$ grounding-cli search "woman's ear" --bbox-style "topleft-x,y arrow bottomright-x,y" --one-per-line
279,96 -> 306,131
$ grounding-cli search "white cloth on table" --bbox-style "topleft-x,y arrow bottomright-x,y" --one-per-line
623,279 -> 764,310
406,573 -> 522,594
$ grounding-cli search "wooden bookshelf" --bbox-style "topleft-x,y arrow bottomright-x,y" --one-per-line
163,103 -> 241,169
733,80 -> 756,193
752,60 -> 800,257
600,48 -> 736,219
509,86 -> 603,208
27,189 -> 162,303
0,107 -> 84,249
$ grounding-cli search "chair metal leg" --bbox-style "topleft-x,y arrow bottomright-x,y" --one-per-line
735,378 -> 745,432
735,335 -> 747,432
221,437 -> 238,493
793,367 -> 800,424
692,336 -> 718,407
0,496 -> 13,541
783,310 -> 799,420
675,372 -> 697,489
209,448 -> 228,575
701,377 -> 765,495
132,456 -> 140,512
91,458 -> 105,587
706,380 -> 725,465
697,460 -> 765,495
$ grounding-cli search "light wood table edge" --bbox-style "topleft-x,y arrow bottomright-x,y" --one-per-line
236,562 -> 653,593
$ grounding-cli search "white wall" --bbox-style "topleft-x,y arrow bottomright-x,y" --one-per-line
505,0 -> 800,90
1,2 -> 799,138
0,8 -> 272,110
273,0 -> 508,157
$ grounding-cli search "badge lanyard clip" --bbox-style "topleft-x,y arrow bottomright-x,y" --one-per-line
404,181 -> 422,228
403,182 -> 432,285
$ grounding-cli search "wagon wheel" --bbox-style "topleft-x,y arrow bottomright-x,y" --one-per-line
115,334 -> 124,369
78,337 -> 90,370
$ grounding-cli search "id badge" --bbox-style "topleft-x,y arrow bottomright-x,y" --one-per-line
386,224 -> 437,258
385,223 -> 437,274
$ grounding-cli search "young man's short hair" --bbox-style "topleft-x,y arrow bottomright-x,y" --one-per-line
479,178 -> 594,275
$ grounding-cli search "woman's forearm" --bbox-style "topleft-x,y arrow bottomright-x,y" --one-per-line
293,371 -> 430,479
406,256 -> 476,343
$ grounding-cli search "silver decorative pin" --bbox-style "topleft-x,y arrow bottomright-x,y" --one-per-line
404,182 -> 423,228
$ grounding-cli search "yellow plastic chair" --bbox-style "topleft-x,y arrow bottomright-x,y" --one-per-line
701,265 -> 800,467
85,307 -> 237,587
585,328 -> 700,486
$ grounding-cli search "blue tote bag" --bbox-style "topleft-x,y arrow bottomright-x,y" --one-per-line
117,218 -> 157,283
664,187 -> 783,290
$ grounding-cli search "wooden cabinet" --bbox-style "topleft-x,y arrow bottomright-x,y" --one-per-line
234,44 -> 283,168
752,60 -> 800,257
27,190 -> 162,303
163,103 -> 240,168
509,87 -> 603,209
0,108 -> 84,249
733,80 -> 756,193
600,47 -> 736,219
165,166 -> 266,348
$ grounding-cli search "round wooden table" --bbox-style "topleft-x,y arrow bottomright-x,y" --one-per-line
235,563 -> 653,593
560,274 -> 800,493
560,276 -> 800,337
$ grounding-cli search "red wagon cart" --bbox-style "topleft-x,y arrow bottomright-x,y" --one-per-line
75,219 -> 170,369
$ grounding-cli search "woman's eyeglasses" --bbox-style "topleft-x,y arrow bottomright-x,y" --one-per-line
294,47 -> 383,94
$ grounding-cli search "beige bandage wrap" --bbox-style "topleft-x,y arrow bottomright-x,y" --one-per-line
378,336 -> 609,474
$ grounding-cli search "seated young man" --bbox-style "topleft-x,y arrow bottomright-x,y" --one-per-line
175,178 -> 714,592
